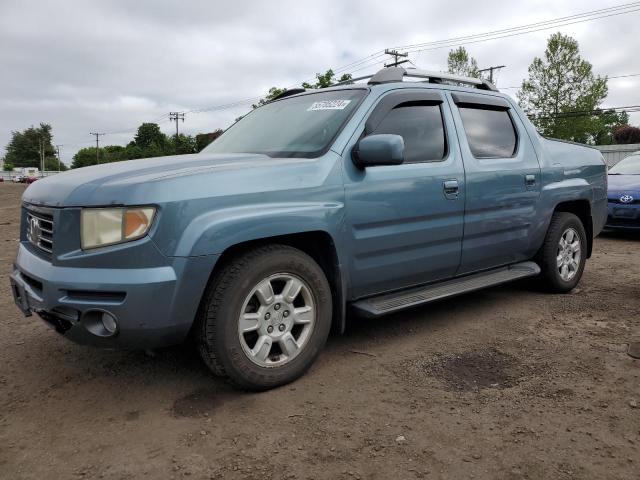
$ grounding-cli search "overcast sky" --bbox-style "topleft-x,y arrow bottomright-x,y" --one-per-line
1,0 -> 639,165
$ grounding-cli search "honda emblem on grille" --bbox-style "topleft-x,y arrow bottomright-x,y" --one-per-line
27,216 -> 41,244
620,194 -> 634,204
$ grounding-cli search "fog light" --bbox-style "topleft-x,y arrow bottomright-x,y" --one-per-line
101,312 -> 118,334
82,310 -> 119,337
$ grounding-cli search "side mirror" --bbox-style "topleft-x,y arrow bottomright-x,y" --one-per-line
353,134 -> 404,168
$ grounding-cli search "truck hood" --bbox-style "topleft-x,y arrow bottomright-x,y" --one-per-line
22,152 -> 323,207
607,174 -> 640,194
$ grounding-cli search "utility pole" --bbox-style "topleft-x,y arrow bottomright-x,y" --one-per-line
478,65 -> 506,85
169,112 -> 185,154
55,145 -> 62,172
39,138 -> 44,173
384,49 -> 409,68
89,132 -> 105,164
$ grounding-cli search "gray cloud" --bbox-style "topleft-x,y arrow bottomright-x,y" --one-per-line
1,0 -> 638,164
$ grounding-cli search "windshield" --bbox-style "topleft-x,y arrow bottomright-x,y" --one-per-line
202,89 -> 366,158
609,155 -> 640,175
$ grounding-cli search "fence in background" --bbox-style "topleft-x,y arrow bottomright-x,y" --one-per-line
594,144 -> 640,167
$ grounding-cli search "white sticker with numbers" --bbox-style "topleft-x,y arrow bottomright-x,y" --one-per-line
307,100 -> 352,111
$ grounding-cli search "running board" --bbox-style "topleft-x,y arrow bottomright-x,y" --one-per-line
352,261 -> 540,317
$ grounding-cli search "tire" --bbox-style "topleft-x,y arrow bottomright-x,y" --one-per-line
196,244 -> 332,391
536,212 -> 588,293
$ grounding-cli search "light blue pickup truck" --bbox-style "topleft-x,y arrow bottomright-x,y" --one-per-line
10,67 -> 607,390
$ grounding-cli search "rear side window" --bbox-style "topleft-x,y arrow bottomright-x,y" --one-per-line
371,103 -> 446,163
458,107 -> 517,158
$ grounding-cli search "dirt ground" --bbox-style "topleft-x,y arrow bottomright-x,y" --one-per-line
0,182 -> 638,480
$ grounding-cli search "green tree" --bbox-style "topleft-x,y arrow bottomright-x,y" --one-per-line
124,143 -> 144,159
4,123 -> 55,168
71,147 -> 100,169
44,157 -> 68,171
196,129 -> 223,152
141,141 -> 165,159
102,145 -> 126,163
447,47 -> 480,78
134,123 -> 169,151
3,162 -> 14,171
518,33 -> 614,144
301,69 -> 352,89
252,87 -> 287,109
169,134 -> 197,155
590,109 -> 629,145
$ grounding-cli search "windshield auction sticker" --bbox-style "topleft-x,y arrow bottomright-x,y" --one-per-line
307,100 -> 352,111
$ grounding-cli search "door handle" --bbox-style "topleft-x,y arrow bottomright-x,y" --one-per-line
443,179 -> 459,198
525,174 -> 536,186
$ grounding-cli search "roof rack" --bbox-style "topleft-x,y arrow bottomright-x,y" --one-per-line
335,67 -> 498,92
271,88 -> 306,101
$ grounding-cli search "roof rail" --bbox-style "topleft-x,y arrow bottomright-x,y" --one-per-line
335,67 -> 498,92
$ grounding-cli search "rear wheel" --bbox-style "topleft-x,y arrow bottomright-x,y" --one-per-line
536,212 -> 587,293
197,245 -> 332,391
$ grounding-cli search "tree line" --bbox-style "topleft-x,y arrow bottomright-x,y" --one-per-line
3,32 -> 639,171
70,125 -> 223,169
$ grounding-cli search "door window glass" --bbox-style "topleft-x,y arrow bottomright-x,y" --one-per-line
371,103 -> 446,163
458,107 -> 517,158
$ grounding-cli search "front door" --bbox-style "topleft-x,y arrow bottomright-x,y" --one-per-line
343,89 -> 465,298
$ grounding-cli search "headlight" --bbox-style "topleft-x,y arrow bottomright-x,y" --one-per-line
81,207 -> 156,249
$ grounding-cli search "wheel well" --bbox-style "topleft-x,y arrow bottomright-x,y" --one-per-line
213,232 -> 345,334
553,200 -> 593,258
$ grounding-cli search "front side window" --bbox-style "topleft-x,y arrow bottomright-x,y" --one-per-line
458,107 -> 517,158
370,103 -> 446,163
202,89 -> 366,158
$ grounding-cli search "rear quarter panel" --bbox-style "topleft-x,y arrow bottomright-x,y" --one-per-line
535,137 -> 607,242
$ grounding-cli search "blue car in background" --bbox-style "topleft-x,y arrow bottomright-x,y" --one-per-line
606,152 -> 640,230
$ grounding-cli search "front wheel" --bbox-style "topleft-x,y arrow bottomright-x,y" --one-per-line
197,245 -> 332,391
536,212 -> 587,293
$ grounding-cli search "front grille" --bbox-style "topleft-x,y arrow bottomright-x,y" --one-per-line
25,206 -> 55,254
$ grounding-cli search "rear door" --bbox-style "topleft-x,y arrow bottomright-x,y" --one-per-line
449,92 -> 541,274
343,89 -> 465,298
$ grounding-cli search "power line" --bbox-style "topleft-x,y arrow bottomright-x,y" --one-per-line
412,7 -> 640,55
89,132 -> 105,164
391,2 -> 640,53
529,105 -> 640,120
187,4 -> 640,116
501,73 -> 640,90
331,51 -> 387,75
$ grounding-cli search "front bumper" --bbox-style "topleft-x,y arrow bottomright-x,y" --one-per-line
605,201 -> 640,230
10,243 -> 219,349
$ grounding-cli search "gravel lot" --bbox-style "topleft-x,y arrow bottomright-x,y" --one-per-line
1,182 -> 638,479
